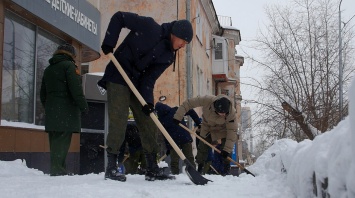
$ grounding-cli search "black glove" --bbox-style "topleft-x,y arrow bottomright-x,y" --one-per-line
220,150 -> 230,159
142,103 -> 154,116
173,118 -> 181,125
196,124 -> 201,135
101,44 -> 113,55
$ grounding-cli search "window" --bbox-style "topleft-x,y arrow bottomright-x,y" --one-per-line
2,10 -> 64,125
2,11 -> 36,123
221,89 -> 229,96
215,43 -> 223,60
81,63 -> 89,75
35,29 -> 64,125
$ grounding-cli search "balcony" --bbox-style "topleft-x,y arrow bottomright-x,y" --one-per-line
212,35 -> 231,82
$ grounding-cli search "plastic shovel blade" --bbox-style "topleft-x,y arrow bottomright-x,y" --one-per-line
183,159 -> 212,185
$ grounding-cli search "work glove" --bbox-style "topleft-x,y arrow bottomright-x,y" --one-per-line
101,44 -> 113,55
173,118 -> 181,125
142,103 -> 154,116
220,150 -> 230,159
196,124 -> 201,136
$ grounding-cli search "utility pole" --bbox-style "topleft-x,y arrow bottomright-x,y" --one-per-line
338,0 -> 343,121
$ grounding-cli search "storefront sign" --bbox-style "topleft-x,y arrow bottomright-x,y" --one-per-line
11,0 -> 100,51
44,0 -> 98,35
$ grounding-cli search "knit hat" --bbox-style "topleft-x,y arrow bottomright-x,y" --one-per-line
171,20 -> 193,43
214,97 -> 230,114
55,43 -> 76,58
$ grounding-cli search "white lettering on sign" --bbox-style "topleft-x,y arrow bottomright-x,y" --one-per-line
44,0 -> 97,35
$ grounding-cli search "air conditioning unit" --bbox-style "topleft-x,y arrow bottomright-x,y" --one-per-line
82,73 -> 107,101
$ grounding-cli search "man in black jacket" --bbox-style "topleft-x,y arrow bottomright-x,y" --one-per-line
98,11 -> 193,182
155,102 -> 201,175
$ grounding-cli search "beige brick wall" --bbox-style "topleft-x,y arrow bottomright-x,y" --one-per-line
89,0 -> 216,108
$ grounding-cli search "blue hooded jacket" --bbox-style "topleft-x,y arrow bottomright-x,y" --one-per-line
155,102 -> 201,149
98,11 -> 178,104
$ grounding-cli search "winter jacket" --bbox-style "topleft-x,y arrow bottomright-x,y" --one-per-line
155,102 -> 201,149
173,95 -> 238,153
40,53 -> 88,132
98,11 -> 177,104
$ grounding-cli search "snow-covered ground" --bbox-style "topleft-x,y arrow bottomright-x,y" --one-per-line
0,158 -> 294,198
1,113 -> 354,198
1,78 -> 355,198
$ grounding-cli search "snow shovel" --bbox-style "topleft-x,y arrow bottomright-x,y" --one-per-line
209,165 -> 220,175
179,123 -> 256,177
157,154 -> 167,163
108,53 -> 211,185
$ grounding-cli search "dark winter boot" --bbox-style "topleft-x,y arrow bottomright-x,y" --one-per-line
197,163 -> 204,174
221,163 -> 231,176
145,153 -> 175,181
105,152 -> 127,182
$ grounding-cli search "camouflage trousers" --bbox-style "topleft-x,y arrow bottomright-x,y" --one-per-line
106,82 -> 159,155
169,143 -> 195,174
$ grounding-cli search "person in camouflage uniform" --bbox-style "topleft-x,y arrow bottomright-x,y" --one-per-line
173,94 -> 237,175
98,11 -> 193,181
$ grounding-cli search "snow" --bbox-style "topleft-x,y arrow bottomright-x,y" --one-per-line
0,159 -> 294,198
1,83 -> 355,198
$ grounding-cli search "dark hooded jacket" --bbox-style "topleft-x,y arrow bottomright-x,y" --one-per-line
155,102 -> 201,149
40,53 -> 88,132
98,11 -> 177,104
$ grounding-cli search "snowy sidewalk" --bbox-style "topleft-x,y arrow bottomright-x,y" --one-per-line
0,159 -> 294,198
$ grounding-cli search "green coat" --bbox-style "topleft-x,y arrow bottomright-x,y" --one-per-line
40,53 -> 88,132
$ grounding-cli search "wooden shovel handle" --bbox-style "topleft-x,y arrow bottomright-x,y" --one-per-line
108,53 -> 187,161
179,123 -> 255,177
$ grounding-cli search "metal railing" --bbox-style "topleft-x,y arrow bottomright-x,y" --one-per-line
218,15 -> 232,26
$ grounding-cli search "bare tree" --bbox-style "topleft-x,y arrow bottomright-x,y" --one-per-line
247,0 -> 355,146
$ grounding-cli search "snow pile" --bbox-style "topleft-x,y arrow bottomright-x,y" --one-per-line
287,118 -> 353,197
249,79 -> 355,197
248,139 -> 297,176
0,159 -> 44,177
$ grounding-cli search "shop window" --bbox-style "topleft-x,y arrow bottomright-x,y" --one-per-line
35,29 -> 64,125
2,11 -> 36,123
2,10 -> 64,126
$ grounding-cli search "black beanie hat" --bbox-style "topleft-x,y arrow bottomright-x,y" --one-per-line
56,43 -> 76,58
214,97 -> 231,114
172,19 -> 193,43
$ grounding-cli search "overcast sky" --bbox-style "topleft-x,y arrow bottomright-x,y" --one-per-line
212,0 -> 355,102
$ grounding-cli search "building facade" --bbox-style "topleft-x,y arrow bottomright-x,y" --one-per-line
0,0 -> 244,174
0,0 -> 101,174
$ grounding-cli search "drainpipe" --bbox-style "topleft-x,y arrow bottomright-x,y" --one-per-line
186,0 -> 192,100
186,0 -> 192,128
